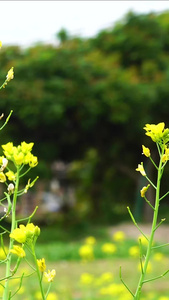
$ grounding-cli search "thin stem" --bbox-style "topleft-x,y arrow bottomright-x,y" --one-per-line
127,207 -> 149,241
159,190 -> 169,201
2,167 -> 20,300
134,146 -> 165,299
119,266 -> 134,297
31,245 -> 45,300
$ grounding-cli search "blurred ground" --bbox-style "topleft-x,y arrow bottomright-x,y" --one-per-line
109,222 -> 169,242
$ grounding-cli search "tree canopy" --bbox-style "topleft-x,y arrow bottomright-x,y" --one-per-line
1,11 -> 169,222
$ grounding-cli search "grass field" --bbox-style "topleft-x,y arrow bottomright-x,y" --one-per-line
1,224 -> 169,299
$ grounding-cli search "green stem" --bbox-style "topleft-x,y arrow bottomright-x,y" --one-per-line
2,167 -> 20,300
31,245 -> 45,300
134,147 -> 164,300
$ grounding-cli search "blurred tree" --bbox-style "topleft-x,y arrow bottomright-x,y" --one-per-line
1,11 -> 169,222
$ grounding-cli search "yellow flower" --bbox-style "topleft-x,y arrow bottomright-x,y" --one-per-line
44,269 -> 56,282
14,152 -> 24,165
101,243 -> 117,254
153,252 -> 164,261
10,223 -> 40,244
28,155 -> 38,167
136,163 -> 146,176
10,245 -> 26,258
113,231 -> 126,242
140,184 -> 150,197
80,273 -> 94,285
162,147 -> 169,162
21,142 -> 34,153
0,172 -> 6,182
10,227 -> 27,243
100,272 -> 114,283
143,122 -> 169,143
37,258 -> 46,272
85,236 -> 96,245
6,67 -> 14,82
46,293 -> 58,300
0,41 -> 2,49
142,145 -> 150,157
5,170 -> 16,181
129,246 -> 140,258
79,244 -> 94,261
138,235 -> 149,246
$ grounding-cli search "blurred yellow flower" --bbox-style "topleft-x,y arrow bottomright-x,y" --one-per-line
79,244 -> 94,261
159,297 -> 169,300
37,258 -> 46,272
142,145 -> 150,157
85,236 -> 96,245
113,231 -> 126,242
153,252 -> 164,261
6,67 -> 14,82
10,245 -> 26,258
138,235 -> 149,246
0,41 -> 2,49
100,272 -> 114,283
101,243 -> 117,254
0,172 -> 6,182
46,293 -> 58,300
128,245 -> 140,258
80,273 -> 94,285
44,269 -> 56,282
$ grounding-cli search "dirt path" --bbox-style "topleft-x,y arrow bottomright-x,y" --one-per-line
109,222 -> 169,243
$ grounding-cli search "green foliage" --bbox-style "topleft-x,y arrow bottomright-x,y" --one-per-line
1,11 -> 169,221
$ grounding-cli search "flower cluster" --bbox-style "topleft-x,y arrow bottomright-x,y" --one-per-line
10,223 -> 40,244
143,122 -> 169,144
2,141 -> 38,167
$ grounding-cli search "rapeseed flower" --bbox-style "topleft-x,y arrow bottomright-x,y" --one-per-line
7,183 -> 15,194
142,145 -> 150,157
10,223 -> 40,244
136,163 -> 146,176
6,170 -> 16,181
113,231 -> 126,242
153,252 -> 164,261
144,122 -> 169,144
44,269 -> 56,282
129,245 -> 140,258
2,142 -> 38,167
140,184 -> 150,197
79,244 -> 94,261
162,147 -> 169,162
101,243 -> 117,254
85,236 -> 96,245
138,235 -> 149,246
80,273 -> 94,285
0,172 -> 6,182
6,67 -> 14,82
37,258 -> 46,272
10,245 -> 26,258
